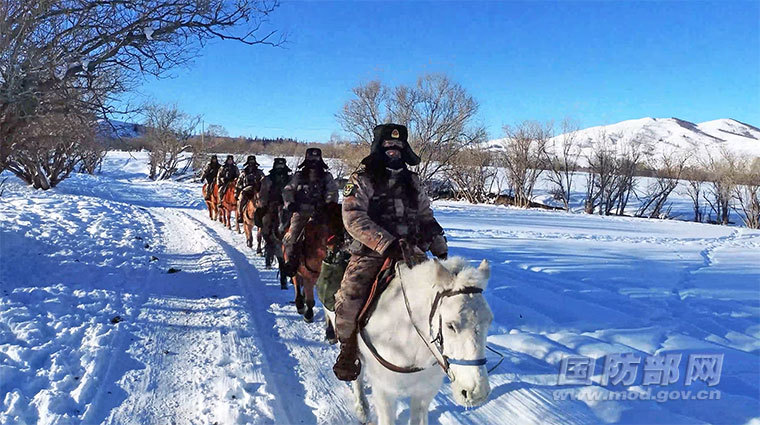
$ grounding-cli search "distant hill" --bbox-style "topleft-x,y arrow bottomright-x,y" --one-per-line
97,119 -> 146,140
488,117 -> 760,162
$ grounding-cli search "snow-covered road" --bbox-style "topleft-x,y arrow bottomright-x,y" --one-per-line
2,152 -> 759,425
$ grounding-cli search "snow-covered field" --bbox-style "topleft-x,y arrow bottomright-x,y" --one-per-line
1,152 -> 759,425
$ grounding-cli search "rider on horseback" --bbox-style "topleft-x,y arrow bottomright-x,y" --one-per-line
200,155 -> 220,200
332,124 -> 448,382
216,155 -> 239,197
235,155 -> 265,223
257,158 -> 293,268
281,148 -> 339,277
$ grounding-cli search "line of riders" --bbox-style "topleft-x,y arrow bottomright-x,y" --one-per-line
200,124 -> 448,382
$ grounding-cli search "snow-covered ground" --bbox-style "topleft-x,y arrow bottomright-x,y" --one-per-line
1,152 -> 759,425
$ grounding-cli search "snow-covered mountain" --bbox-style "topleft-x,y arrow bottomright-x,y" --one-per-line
97,119 -> 145,140
489,117 -> 760,161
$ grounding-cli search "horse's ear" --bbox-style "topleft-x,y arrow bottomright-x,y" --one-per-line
432,259 -> 453,287
478,259 -> 490,280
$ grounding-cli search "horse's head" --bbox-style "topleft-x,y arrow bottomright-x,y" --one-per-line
428,257 -> 493,407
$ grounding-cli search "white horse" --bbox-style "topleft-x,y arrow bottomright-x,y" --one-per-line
326,257 -> 494,425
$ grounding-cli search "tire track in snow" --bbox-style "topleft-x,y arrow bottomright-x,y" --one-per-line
81,208 -> 161,424
181,211 -> 321,424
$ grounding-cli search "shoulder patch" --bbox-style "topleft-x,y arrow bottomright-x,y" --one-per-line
343,182 -> 356,197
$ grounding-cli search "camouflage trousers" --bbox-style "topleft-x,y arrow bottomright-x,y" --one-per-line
236,187 -> 256,218
219,182 -> 233,199
283,211 -> 311,262
334,254 -> 386,342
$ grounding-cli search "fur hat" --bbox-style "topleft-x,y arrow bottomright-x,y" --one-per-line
367,123 -> 420,166
298,148 -> 328,169
210,154 -> 218,162
244,155 -> 258,166
272,157 -> 291,172
225,154 -> 234,163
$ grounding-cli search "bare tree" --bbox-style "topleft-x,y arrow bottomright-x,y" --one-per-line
702,149 -> 740,225
683,167 -> 707,223
335,81 -> 389,145
4,108 -> 96,189
335,74 -> 485,185
78,134 -> 109,174
582,132 -> 642,216
732,157 -> 760,229
143,103 -> 200,180
447,147 -> 498,203
499,121 -> 550,208
584,132 -> 618,214
391,74 -> 486,184
191,123 -> 228,170
541,119 -> 581,210
1,0 -> 282,187
609,146 -> 642,216
635,150 -> 690,218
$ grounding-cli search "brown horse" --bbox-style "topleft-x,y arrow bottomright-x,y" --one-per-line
283,203 -> 344,323
202,182 -> 219,220
241,196 -> 263,253
218,185 -> 240,233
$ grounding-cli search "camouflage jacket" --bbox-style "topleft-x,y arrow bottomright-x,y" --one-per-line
342,166 -> 447,258
216,164 -> 239,185
200,163 -> 220,184
235,166 -> 265,194
282,169 -> 339,212
257,171 -> 292,208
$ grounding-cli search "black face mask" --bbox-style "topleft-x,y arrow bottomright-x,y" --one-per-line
383,146 -> 404,169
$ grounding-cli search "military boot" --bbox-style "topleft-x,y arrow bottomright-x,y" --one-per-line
333,333 -> 361,381
303,299 -> 315,323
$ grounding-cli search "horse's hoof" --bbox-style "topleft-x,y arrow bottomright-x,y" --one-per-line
295,296 -> 305,314
325,322 -> 337,344
303,312 -> 313,323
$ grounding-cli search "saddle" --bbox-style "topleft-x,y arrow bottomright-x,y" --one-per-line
357,239 -> 423,328
357,257 -> 397,328
355,240 -> 430,374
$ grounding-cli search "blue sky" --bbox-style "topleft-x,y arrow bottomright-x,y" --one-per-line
126,0 -> 760,141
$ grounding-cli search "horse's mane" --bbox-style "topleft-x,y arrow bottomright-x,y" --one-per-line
403,256 -> 490,293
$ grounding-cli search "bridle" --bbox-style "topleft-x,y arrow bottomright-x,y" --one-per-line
428,286 -> 488,367
397,262 -> 492,380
